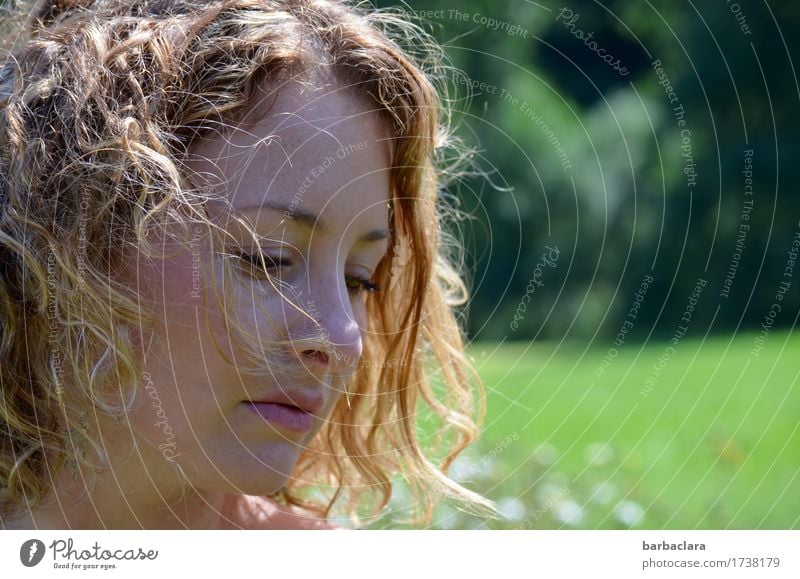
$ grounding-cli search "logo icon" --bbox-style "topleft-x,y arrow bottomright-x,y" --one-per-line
20,539 -> 46,567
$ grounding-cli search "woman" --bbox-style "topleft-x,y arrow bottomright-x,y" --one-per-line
0,0 -> 493,529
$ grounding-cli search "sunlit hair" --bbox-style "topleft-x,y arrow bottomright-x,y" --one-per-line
0,0 -> 495,526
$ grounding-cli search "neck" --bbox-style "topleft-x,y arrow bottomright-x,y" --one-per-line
4,453 -> 238,529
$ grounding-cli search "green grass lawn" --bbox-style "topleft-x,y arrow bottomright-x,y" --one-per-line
378,330 -> 800,529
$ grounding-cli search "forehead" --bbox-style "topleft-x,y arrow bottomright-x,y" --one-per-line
188,80 -> 392,223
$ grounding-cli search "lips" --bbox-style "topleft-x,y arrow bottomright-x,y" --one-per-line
246,402 -> 314,433
244,389 -> 325,434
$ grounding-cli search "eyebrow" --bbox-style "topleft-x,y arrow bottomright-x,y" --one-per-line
237,201 -> 390,242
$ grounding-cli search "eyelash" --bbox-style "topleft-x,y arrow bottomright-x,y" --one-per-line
236,252 -> 381,295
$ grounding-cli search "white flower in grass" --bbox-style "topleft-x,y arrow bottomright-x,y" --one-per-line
433,504 -> 463,529
615,500 -> 645,527
585,442 -> 615,467
536,482 -> 568,504
554,499 -> 584,526
450,453 -> 495,482
449,454 -> 480,482
497,496 -> 527,522
590,481 -> 617,505
388,482 -> 411,509
533,443 -> 558,467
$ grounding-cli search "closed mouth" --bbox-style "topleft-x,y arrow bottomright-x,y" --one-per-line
245,401 -> 314,433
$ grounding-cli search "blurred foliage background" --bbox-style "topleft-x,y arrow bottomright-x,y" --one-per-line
372,0 -> 799,344
365,0 -> 800,529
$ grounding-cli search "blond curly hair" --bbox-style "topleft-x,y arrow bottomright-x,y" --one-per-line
0,0 -> 493,527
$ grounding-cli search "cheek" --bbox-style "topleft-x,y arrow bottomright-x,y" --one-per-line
146,247 -> 254,355
351,298 -> 370,332
133,252 -> 241,414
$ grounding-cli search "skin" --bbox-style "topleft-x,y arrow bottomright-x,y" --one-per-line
5,77 -> 391,529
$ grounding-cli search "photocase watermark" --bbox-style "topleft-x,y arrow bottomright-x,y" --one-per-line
652,59 -> 696,192
19,539 -> 46,567
298,290 -> 396,372
595,273 -> 653,378
678,122 -> 696,190
454,74 -> 505,98
751,221 -> 800,357
519,485 -> 570,529
403,8 -> 529,38
46,537 -> 158,570
19,536 -> 159,570
556,7 -> 629,76
484,432 -> 519,460
652,59 -> 680,106
302,296 -> 363,373
450,432 -> 519,483
510,245 -> 560,331
720,148 -> 754,299
725,0 -> 752,36
451,76 -> 572,171
675,278 -> 706,337
141,372 -> 181,463
190,223 -> 203,300
46,249 -> 66,398
77,189 -> 89,290
640,278 -> 707,397
518,100 -> 573,171
358,357 -> 406,369
285,139 -> 369,220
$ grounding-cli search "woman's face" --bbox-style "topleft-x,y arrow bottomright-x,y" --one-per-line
124,81 -> 391,499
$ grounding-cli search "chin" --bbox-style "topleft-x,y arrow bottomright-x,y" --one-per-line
192,443 -> 303,495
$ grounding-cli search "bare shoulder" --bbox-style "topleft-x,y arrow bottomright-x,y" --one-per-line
226,495 -> 342,530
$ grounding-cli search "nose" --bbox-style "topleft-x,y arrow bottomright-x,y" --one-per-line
287,279 -> 363,376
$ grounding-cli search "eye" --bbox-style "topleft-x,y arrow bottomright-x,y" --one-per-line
345,275 -> 381,295
236,250 -> 379,294
235,251 -> 293,280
